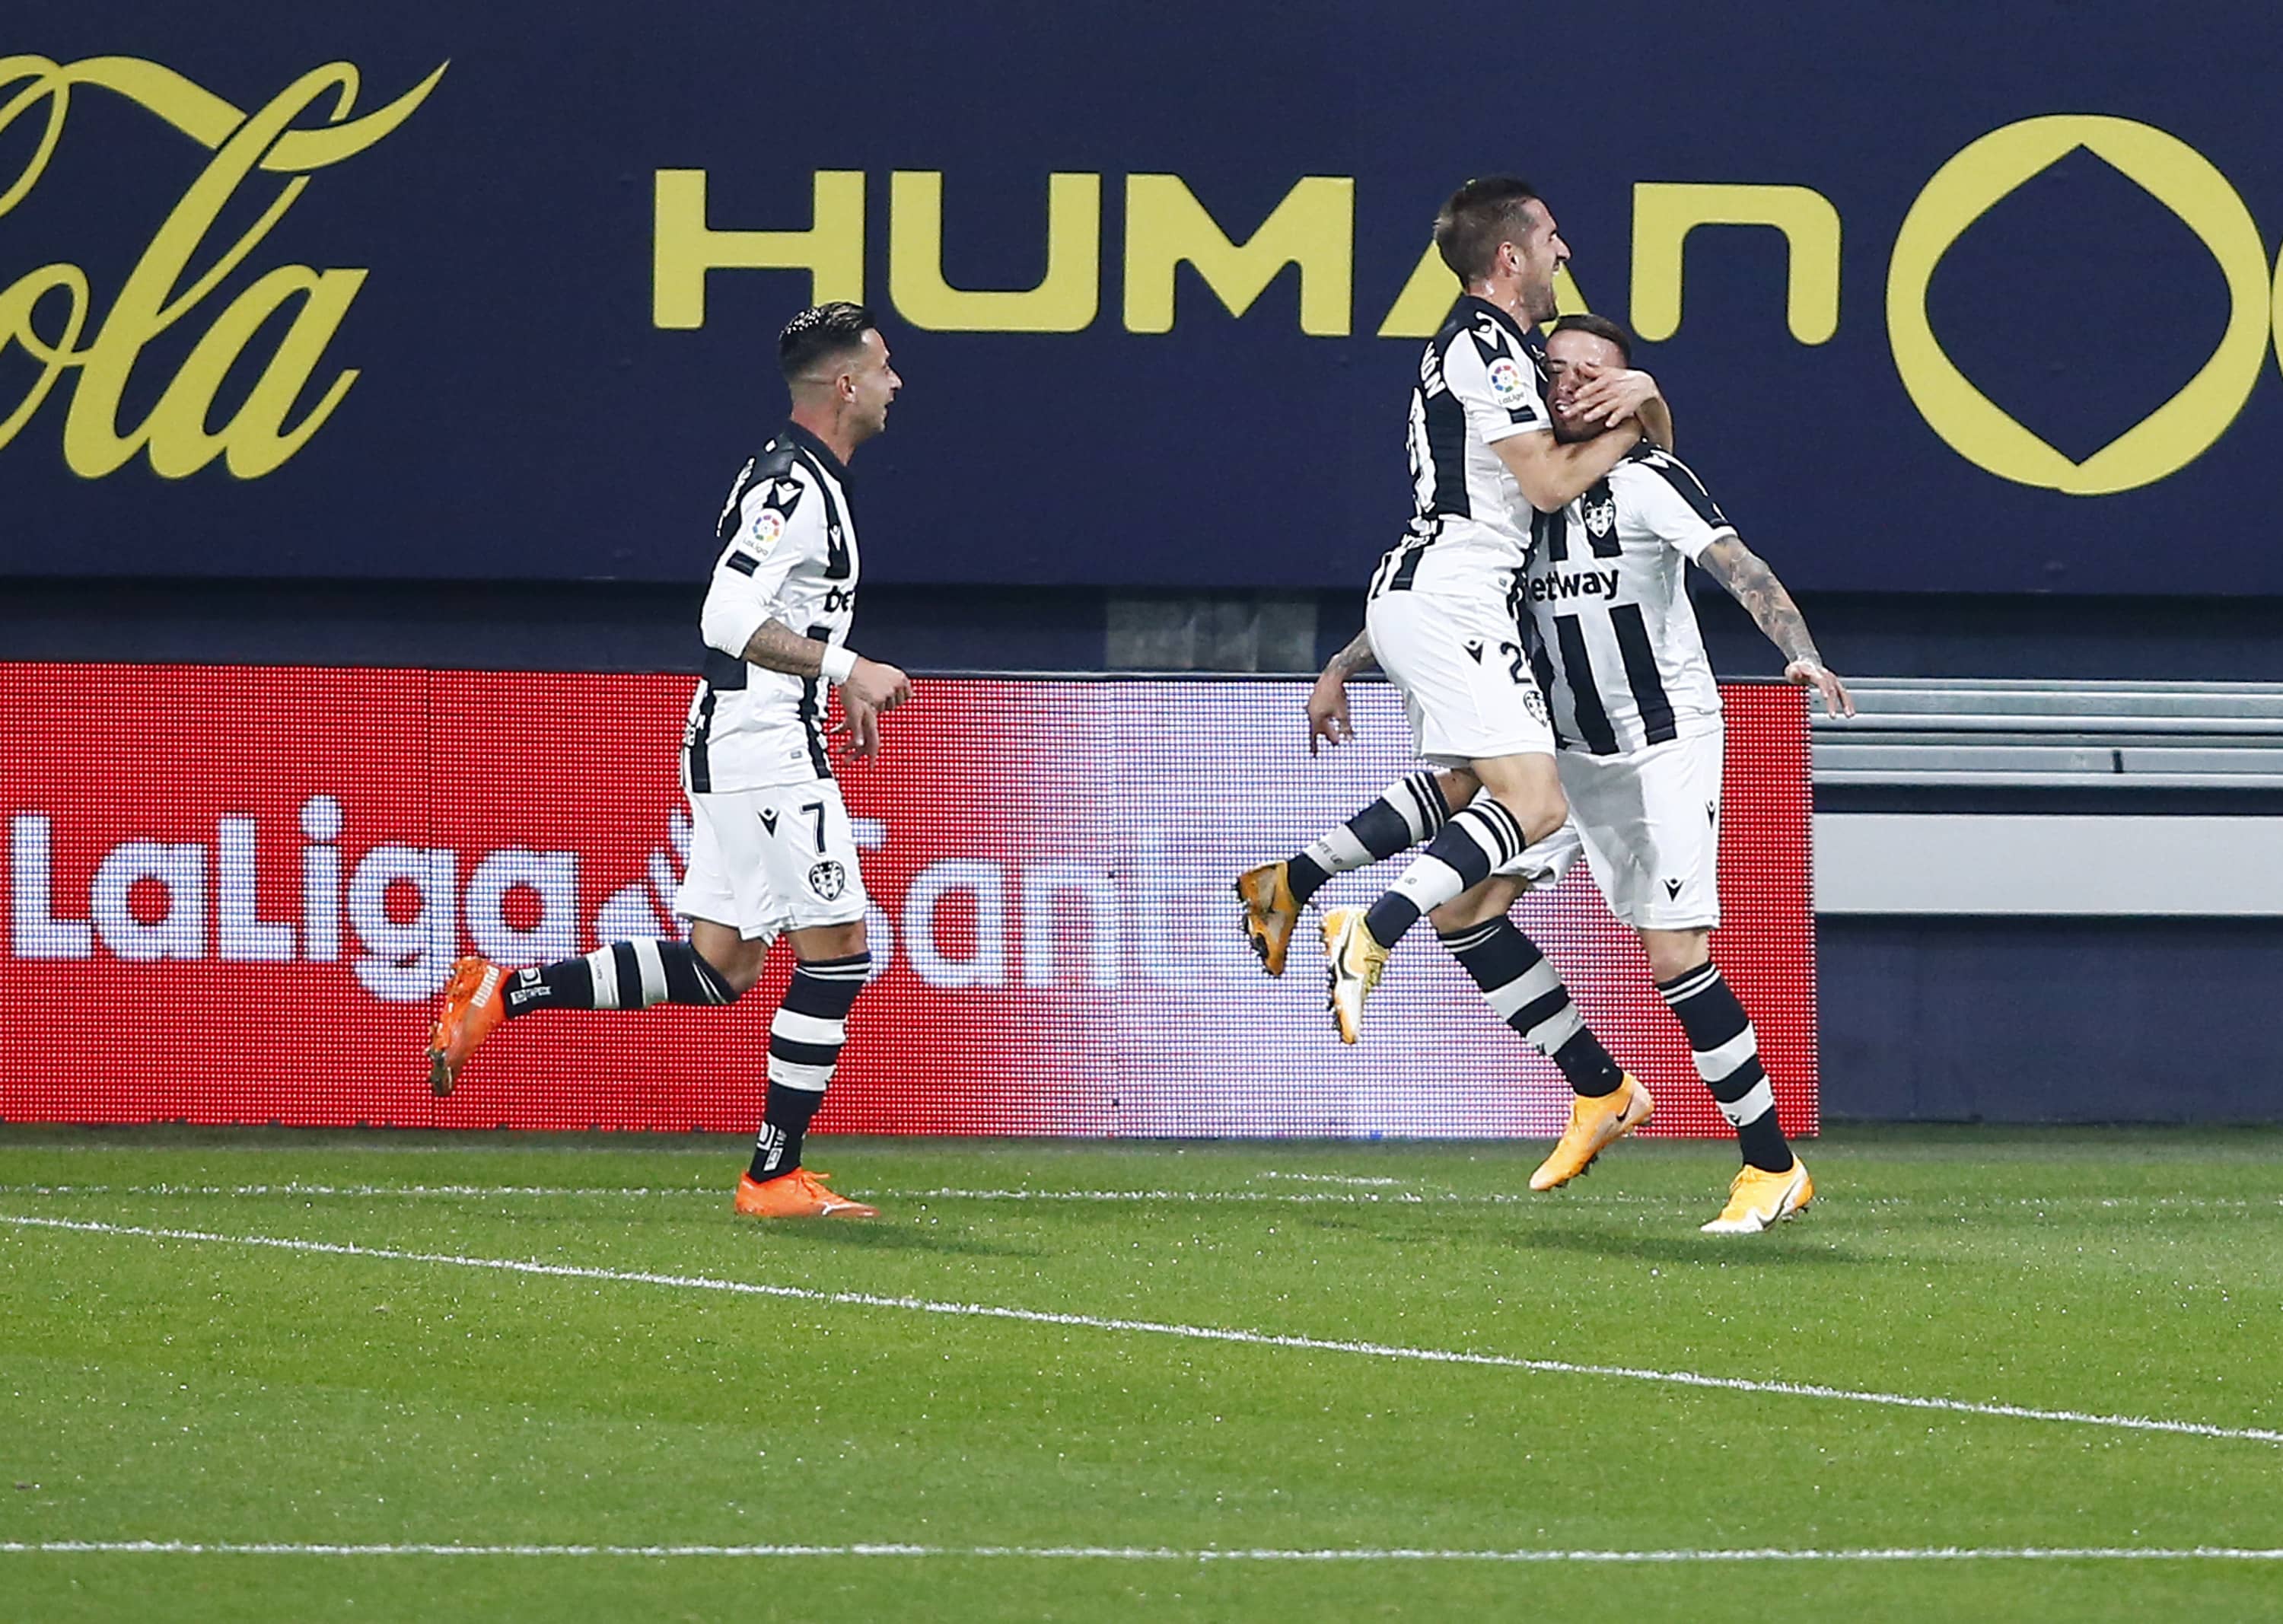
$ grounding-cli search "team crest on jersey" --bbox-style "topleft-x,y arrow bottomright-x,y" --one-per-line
1583,492 -> 1617,539
1486,356 -> 1530,409
807,861 -> 847,900
751,509 -> 785,548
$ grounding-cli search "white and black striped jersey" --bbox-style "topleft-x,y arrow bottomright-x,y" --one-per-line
1368,295 -> 1552,601
683,422 -> 860,792
1521,444 -> 1734,756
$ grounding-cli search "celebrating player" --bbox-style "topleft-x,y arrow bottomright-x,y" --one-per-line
426,302 -> 912,1220
1240,177 -> 1667,1181
1266,313 -> 1852,1232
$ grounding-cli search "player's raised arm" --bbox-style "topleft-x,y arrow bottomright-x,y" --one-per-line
1619,444 -> 1854,720
1696,537 -> 1853,718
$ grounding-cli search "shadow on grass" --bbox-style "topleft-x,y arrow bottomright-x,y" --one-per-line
1511,1221 -> 1872,1267
736,1222 -> 1044,1260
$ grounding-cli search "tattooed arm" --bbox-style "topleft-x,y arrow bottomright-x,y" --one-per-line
1306,629 -> 1378,753
737,618 -> 834,677
1696,537 -> 1855,718
1324,628 -> 1377,680
735,619 -> 912,756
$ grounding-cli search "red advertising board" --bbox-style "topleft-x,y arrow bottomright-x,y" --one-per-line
0,666 -> 1814,1138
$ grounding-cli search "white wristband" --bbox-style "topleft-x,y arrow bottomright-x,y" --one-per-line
819,645 -> 859,686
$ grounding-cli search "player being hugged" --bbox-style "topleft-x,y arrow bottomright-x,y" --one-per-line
426,303 -> 912,1219
1268,314 -> 1852,1234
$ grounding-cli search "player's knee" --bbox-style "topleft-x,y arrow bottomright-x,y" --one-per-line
1435,768 -> 1480,812
1469,759 -> 1566,842
1485,785 -> 1567,844
788,918 -> 868,963
1428,895 -> 1492,935
1431,876 -> 1524,936
1641,929 -> 1711,983
704,951 -> 765,1001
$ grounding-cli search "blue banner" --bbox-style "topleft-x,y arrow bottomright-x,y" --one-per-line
6,3 -> 2281,592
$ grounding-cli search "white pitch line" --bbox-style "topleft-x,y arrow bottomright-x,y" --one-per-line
0,1184 -> 712,1200
1,1183 -> 2275,1212
3,1541 -> 2281,1563
6,1212 -> 2278,1447
0,1183 -> 1502,1205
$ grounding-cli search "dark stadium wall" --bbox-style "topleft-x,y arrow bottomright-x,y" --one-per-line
1820,919 -> 2283,1125
6,2 -> 2283,596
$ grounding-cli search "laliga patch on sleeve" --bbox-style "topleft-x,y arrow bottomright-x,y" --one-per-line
1487,356 -> 1534,412
750,509 -> 786,549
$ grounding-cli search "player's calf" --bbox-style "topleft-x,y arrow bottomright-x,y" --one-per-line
737,949 -> 873,1215
1243,771 -> 1467,981
1361,795 -> 1533,951
1657,956 -> 1794,1176
1286,770 -> 1457,909
427,938 -> 745,1098
1438,914 -> 1628,1100
499,939 -> 741,1017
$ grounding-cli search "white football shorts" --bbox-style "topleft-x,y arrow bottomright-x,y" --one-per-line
1553,727 -> 1725,931
673,781 -> 870,941
1366,588 -> 1556,768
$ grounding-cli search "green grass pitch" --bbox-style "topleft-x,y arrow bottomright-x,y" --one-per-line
1,1126 -> 2278,1621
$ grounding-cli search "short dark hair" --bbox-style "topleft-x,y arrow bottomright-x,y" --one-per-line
1549,312 -> 1633,365
1433,177 -> 1543,283
777,301 -> 877,384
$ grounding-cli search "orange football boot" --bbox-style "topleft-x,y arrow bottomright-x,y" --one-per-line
1528,1073 -> 1654,1190
427,955 -> 506,1098
734,1168 -> 879,1218
1234,860 -> 1303,978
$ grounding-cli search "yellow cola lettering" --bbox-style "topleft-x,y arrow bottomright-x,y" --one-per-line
0,56 -> 444,479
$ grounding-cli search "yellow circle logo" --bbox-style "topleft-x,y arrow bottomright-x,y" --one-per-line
1887,116 -> 2271,495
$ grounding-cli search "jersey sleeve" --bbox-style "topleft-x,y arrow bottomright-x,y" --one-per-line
1625,452 -> 1737,562
697,471 -> 820,659
1442,328 -> 1549,444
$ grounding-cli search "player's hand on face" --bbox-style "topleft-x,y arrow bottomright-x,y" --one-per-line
846,657 -> 912,713
1307,673 -> 1356,755
1568,362 -> 1661,428
1785,658 -> 1856,718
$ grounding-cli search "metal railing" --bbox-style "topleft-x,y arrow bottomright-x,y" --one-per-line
1811,678 -> 2283,788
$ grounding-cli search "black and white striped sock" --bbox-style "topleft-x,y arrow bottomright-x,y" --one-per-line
1658,961 -> 1792,1172
500,938 -> 735,1017
1441,917 -> 1625,1097
1361,798 -> 1530,947
1288,772 -> 1452,906
752,951 -> 870,1180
